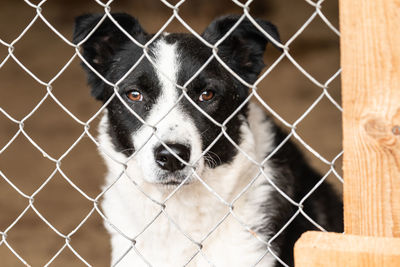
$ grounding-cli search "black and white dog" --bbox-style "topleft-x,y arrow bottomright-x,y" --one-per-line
74,13 -> 343,267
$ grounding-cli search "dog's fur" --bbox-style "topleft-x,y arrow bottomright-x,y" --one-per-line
74,13 -> 343,266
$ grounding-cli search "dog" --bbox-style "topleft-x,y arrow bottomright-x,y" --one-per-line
73,13 -> 343,267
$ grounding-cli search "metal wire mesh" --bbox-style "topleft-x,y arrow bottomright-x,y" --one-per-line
0,0 -> 342,266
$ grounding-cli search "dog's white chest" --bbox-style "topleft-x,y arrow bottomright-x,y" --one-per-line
105,193 -> 275,267
101,169 -> 276,267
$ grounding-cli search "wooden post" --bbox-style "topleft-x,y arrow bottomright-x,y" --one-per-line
295,232 -> 400,267
294,0 -> 400,266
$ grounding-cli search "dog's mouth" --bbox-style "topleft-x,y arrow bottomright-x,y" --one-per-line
160,180 -> 188,186
151,162 -> 202,187
154,172 -> 195,187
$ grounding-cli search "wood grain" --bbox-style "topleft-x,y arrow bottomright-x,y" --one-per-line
295,232 -> 400,267
340,0 -> 400,237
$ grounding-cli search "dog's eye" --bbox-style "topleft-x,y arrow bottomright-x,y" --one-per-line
199,90 -> 215,102
126,90 -> 143,102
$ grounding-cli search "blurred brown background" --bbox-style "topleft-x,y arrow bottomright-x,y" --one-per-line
0,0 -> 341,266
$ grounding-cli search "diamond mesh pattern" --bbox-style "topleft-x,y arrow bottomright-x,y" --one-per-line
0,0 -> 342,266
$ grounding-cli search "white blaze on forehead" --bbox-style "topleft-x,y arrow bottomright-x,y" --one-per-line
151,38 -> 180,116
143,38 -> 182,132
134,38 -> 181,137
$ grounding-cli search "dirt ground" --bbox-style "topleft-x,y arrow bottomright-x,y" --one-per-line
0,0 -> 342,266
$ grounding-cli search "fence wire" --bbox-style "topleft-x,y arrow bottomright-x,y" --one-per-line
0,0 -> 343,266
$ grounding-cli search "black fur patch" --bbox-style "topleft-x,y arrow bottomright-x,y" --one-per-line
73,13 -> 148,100
257,122 -> 343,266
202,15 -> 281,84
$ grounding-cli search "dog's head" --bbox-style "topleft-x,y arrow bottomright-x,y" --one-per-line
74,13 -> 280,187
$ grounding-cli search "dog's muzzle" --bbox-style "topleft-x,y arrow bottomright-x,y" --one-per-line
154,143 -> 191,173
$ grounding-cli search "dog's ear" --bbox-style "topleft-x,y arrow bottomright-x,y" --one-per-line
202,15 -> 281,84
73,13 -> 147,100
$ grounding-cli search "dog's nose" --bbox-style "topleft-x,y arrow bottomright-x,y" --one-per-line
154,143 -> 191,172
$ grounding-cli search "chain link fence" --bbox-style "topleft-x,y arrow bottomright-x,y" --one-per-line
0,0 -> 342,266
